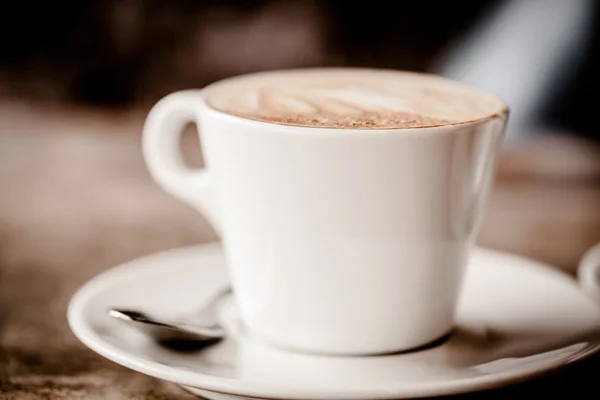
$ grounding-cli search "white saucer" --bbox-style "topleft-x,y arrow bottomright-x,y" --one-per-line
68,243 -> 600,399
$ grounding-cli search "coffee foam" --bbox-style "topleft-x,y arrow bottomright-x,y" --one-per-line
205,69 -> 506,129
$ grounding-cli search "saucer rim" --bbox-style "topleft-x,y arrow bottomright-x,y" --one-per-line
68,242 -> 600,400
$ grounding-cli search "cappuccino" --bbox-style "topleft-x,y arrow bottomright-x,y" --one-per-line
144,67 -> 508,354
205,68 -> 505,129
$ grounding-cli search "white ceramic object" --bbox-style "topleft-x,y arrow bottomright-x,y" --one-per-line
579,242 -> 600,303
68,243 -> 600,400
142,69 -> 508,355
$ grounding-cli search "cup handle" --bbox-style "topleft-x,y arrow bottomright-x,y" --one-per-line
578,242 -> 600,302
142,90 -> 222,234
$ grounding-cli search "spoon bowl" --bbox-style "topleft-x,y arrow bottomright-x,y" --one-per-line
107,287 -> 231,349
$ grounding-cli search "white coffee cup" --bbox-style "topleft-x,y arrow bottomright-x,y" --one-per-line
579,242 -> 600,303
142,70 -> 508,355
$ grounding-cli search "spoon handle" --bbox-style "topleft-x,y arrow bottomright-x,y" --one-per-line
183,286 -> 232,326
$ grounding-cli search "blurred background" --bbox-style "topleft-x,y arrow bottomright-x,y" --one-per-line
0,0 -> 599,283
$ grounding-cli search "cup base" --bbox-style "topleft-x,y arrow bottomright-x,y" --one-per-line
239,324 -> 455,357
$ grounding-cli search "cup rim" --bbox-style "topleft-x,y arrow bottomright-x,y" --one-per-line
199,67 -> 509,136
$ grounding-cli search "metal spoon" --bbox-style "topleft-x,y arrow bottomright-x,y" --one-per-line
107,287 -> 231,350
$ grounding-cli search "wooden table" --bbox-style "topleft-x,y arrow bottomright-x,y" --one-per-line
1,101 -> 599,398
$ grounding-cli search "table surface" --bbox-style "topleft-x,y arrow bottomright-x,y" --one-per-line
1,101 -> 599,399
